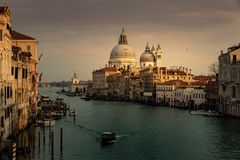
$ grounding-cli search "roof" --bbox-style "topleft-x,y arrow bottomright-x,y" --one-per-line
158,80 -> 189,86
193,75 -> 216,81
11,30 -> 36,40
93,67 -> 118,73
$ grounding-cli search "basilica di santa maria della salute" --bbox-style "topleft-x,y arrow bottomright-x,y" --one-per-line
108,28 -> 162,70
92,28 -> 195,102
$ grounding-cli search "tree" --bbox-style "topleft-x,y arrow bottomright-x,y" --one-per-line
208,62 -> 219,75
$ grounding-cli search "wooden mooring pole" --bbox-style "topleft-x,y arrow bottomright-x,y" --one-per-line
60,128 -> 63,153
43,127 -> 45,146
12,142 -> 16,160
51,130 -> 54,158
38,131 -> 41,149
73,109 -> 76,123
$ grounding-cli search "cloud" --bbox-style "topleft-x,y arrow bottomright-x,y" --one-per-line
7,0 -> 240,81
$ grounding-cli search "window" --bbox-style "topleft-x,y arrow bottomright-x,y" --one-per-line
11,67 -> 14,75
1,116 -> 4,127
239,69 -> 240,80
4,87 -> 6,99
222,85 -> 226,91
0,30 -> 2,41
10,87 -> 12,98
15,67 -> 18,79
7,86 -> 9,98
25,69 -> 28,78
27,45 -> 31,51
233,55 -> 237,63
232,86 -> 236,98
22,68 -> 25,79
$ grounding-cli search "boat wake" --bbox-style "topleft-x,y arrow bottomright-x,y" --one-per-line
63,119 -> 126,144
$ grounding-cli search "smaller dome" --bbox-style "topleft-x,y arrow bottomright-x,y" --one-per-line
140,51 -> 155,62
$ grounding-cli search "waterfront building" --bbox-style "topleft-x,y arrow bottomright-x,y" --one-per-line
156,79 -> 207,108
0,5 -> 15,141
205,75 -> 219,111
69,73 -> 88,95
156,80 -> 188,106
11,30 -> 39,119
11,46 -> 32,130
92,28 -> 195,104
174,86 -> 206,109
106,72 -> 119,100
140,66 -> 193,103
92,67 -> 119,99
0,4 -> 38,143
219,44 -> 240,117
108,28 -> 137,71
129,72 -> 141,101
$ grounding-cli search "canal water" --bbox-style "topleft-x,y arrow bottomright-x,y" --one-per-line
19,87 -> 240,160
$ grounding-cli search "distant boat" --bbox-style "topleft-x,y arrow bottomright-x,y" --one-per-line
81,95 -> 86,99
101,132 -> 117,145
41,95 -> 50,101
190,110 -> 207,115
190,110 -> 224,117
203,112 -> 224,117
81,95 -> 90,101
65,92 -> 76,97
69,110 -> 77,116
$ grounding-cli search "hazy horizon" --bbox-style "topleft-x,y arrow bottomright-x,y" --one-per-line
8,0 -> 240,81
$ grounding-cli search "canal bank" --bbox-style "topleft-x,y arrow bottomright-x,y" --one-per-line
17,87 -> 240,160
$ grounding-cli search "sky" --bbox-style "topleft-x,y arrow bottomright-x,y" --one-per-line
7,0 -> 240,81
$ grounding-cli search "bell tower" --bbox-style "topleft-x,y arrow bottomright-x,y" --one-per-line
155,44 -> 162,68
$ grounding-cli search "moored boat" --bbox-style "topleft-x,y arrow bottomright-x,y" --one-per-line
43,119 -> 56,126
69,110 -> 77,116
65,92 -> 76,97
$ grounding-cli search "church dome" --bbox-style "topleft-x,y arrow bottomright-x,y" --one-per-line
140,42 -> 155,62
108,28 -> 137,70
140,51 -> 155,62
110,44 -> 136,59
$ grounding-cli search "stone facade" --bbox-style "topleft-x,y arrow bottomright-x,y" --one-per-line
219,44 -> 240,117
0,5 -> 38,142
92,67 -> 119,99
156,80 -> 206,108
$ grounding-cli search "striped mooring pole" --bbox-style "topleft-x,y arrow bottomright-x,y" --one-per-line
12,142 -> 16,160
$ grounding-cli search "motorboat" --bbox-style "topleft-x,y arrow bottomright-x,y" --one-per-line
101,132 -> 117,145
